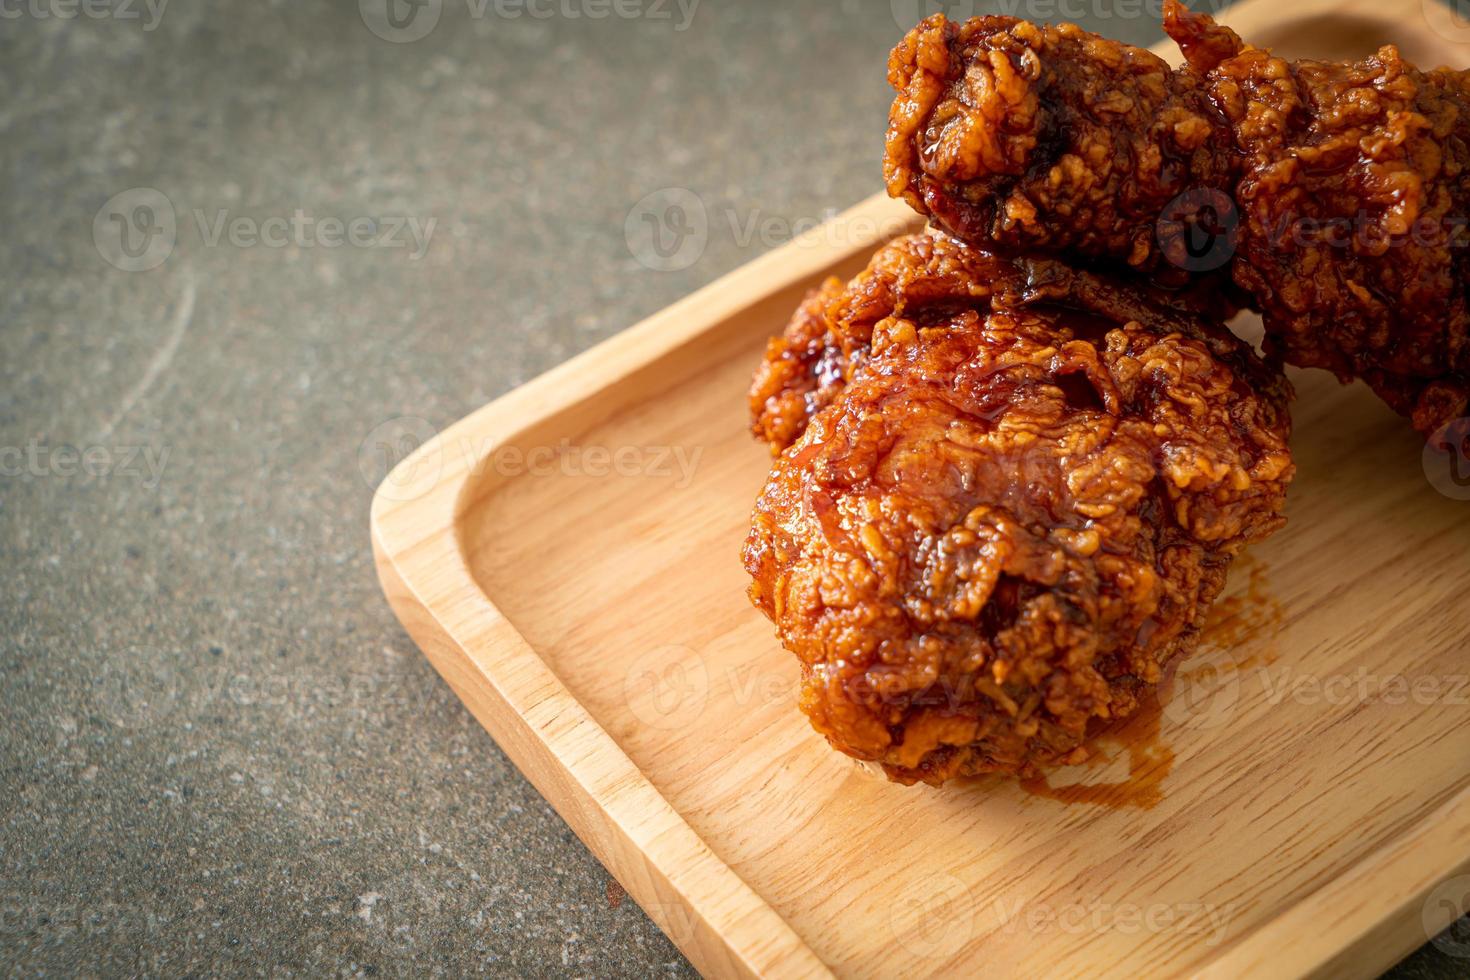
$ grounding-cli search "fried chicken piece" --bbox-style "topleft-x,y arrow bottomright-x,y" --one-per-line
743,234 -> 1293,784
1165,2 -> 1470,434
884,11 -> 1232,271
750,233 -> 1028,451
750,230 -> 1243,453
884,2 -> 1470,434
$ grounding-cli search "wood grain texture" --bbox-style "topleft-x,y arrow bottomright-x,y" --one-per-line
373,1 -> 1470,975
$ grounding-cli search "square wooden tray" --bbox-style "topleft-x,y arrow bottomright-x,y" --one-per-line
373,1 -> 1470,974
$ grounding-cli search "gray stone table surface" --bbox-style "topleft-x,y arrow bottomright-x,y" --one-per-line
2,0 -> 1467,975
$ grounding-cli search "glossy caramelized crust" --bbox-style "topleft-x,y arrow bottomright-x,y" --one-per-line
743,234 -> 1293,784
884,11 -> 1233,268
1164,1 -> 1470,434
750,231 -> 1244,453
749,234 -> 1031,452
885,0 -> 1470,434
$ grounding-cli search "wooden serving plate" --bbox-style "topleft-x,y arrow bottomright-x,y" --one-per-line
373,0 -> 1470,975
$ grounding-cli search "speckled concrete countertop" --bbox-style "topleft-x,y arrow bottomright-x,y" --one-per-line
1,0 -> 1465,975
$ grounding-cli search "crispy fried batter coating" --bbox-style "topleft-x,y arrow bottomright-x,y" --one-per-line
1165,2 -> 1470,434
750,233 -> 1028,451
885,2 -> 1470,434
743,234 -> 1294,784
884,12 -> 1231,269
750,230 -> 1243,452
